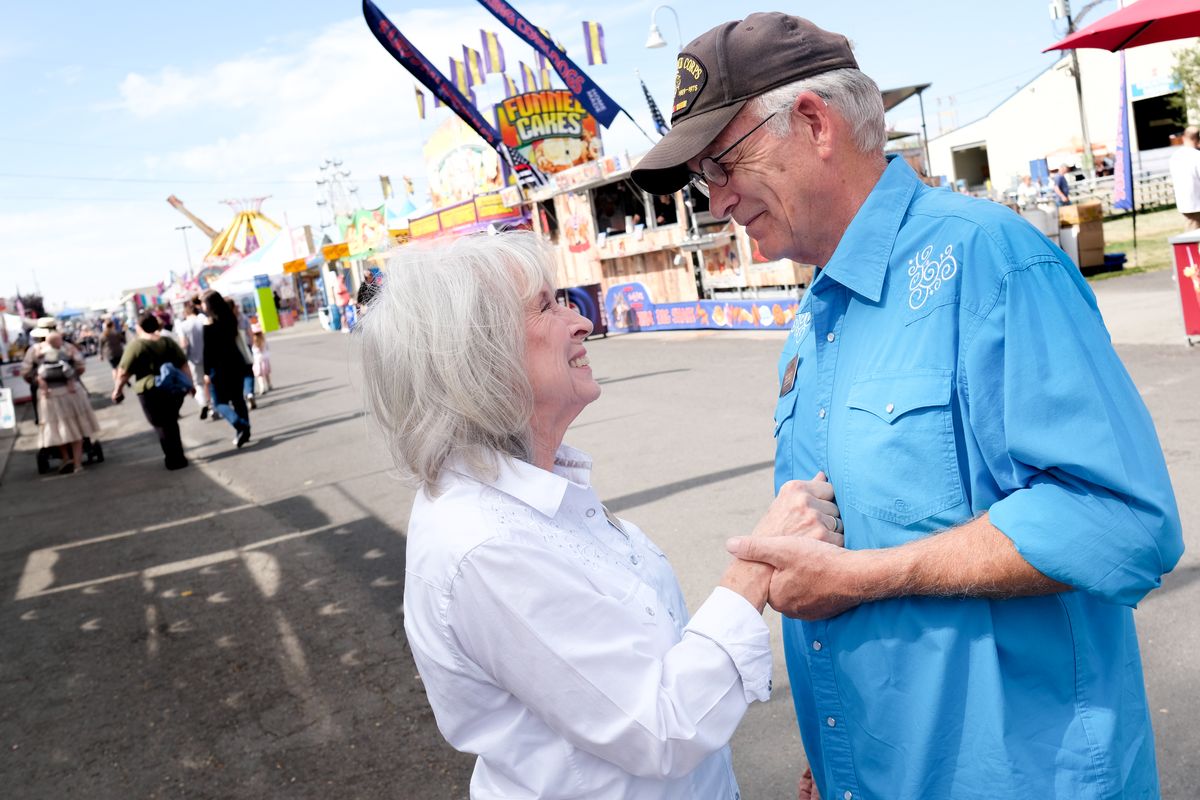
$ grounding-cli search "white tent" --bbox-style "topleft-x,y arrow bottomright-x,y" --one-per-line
210,230 -> 297,297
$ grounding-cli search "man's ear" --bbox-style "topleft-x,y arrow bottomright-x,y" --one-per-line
790,91 -> 831,146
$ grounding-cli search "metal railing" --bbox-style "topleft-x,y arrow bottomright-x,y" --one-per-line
1003,172 -> 1177,216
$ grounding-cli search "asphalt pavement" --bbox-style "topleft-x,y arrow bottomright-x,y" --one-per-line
1,272 -> 1198,798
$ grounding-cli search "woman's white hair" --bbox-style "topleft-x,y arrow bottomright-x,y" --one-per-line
750,68 -> 886,155
359,231 -> 555,491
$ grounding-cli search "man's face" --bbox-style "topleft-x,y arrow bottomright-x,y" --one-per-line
687,104 -> 816,263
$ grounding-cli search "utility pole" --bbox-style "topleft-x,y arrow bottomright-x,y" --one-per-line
175,225 -> 194,279
1060,0 -> 1096,179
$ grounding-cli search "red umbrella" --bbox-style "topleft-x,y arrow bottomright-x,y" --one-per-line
1044,0 -> 1200,52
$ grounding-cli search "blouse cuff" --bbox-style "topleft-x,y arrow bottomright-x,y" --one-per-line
684,586 -> 773,703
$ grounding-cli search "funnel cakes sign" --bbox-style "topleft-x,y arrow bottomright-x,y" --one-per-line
496,90 -> 601,174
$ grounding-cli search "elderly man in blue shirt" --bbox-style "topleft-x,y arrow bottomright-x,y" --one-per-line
633,13 -> 1183,800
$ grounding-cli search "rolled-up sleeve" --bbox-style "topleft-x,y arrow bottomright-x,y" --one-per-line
964,257 -> 1183,606
447,538 -> 771,780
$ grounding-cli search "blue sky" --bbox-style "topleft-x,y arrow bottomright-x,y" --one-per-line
1,0 -> 1111,308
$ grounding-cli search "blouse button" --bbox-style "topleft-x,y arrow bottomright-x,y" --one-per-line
645,606 -> 655,616
630,553 -> 641,565
585,508 -> 596,518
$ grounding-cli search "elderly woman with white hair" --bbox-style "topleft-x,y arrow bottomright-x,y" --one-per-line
360,232 -> 841,798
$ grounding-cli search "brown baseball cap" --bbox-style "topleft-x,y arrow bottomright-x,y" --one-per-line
631,13 -> 857,195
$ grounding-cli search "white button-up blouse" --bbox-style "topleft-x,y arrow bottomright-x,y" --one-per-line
403,445 -> 772,799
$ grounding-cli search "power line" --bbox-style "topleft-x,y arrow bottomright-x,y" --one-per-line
0,172 -> 316,185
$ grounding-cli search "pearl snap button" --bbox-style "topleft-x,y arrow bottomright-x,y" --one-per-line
826,716 -> 836,727
885,402 -> 895,414
812,641 -> 823,651
826,332 -> 835,342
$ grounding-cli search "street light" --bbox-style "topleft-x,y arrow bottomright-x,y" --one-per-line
174,224 -> 193,278
646,5 -> 682,51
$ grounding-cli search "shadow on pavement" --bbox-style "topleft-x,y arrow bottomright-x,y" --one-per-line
0,400 -> 471,798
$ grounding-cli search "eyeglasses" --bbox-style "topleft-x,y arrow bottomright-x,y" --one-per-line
688,111 -> 778,198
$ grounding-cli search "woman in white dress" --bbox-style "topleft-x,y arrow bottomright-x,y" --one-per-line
359,232 -> 842,798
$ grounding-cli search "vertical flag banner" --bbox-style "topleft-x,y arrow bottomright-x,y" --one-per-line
537,27 -> 566,54
463,46 -> 486,86
582,21 -> 606,66
414,85 -> 426,119
449,58 -> 470,94
520,61 -> 537,92
540,66 -> 553,90
535,50 -> 547,71
1113,51 -> 1134,212
639,74 -> 669,136
503,73 -> 519,97
481,30 -> 506,73
434,94 -> 445,107
476,0 -> 625,128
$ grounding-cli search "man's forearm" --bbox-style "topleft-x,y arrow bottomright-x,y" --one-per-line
855,512 -> 1070,602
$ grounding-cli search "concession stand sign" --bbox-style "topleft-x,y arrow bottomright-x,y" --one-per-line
496,90 -> 601,175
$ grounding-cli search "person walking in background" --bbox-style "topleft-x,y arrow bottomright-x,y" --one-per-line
111,312 -> 193,471
227,300 -> 257,409
1052,162 -> 1072,206
250,329 -> 271,396
1169,125 -> 1200,231
99,319 -> 125,386
201,290 -> 252,449
175,297 -> 210,419
23,328 -> 99,475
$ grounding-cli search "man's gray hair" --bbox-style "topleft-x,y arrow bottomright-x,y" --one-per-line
359,231 -> 555,491
750,68 -> 886,155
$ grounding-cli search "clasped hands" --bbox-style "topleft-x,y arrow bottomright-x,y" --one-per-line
729,473 -> 865,620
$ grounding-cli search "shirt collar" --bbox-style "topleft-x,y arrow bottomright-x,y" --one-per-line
450,444 -> 594,519
818,154 -> 920,303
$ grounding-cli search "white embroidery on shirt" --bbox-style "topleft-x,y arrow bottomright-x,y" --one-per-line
790,310 -> 812,343
907,244 -> 959,310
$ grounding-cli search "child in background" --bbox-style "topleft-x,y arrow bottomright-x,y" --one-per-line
251,330 -> 272,396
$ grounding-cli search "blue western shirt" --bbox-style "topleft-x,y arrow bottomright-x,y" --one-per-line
774,156 -> 1182,800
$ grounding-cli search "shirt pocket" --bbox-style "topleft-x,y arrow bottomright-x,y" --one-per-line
773,385 -> 799,439
841,369 -> 963,525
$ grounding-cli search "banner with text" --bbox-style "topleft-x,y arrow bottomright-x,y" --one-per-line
604,282 -> 799,333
